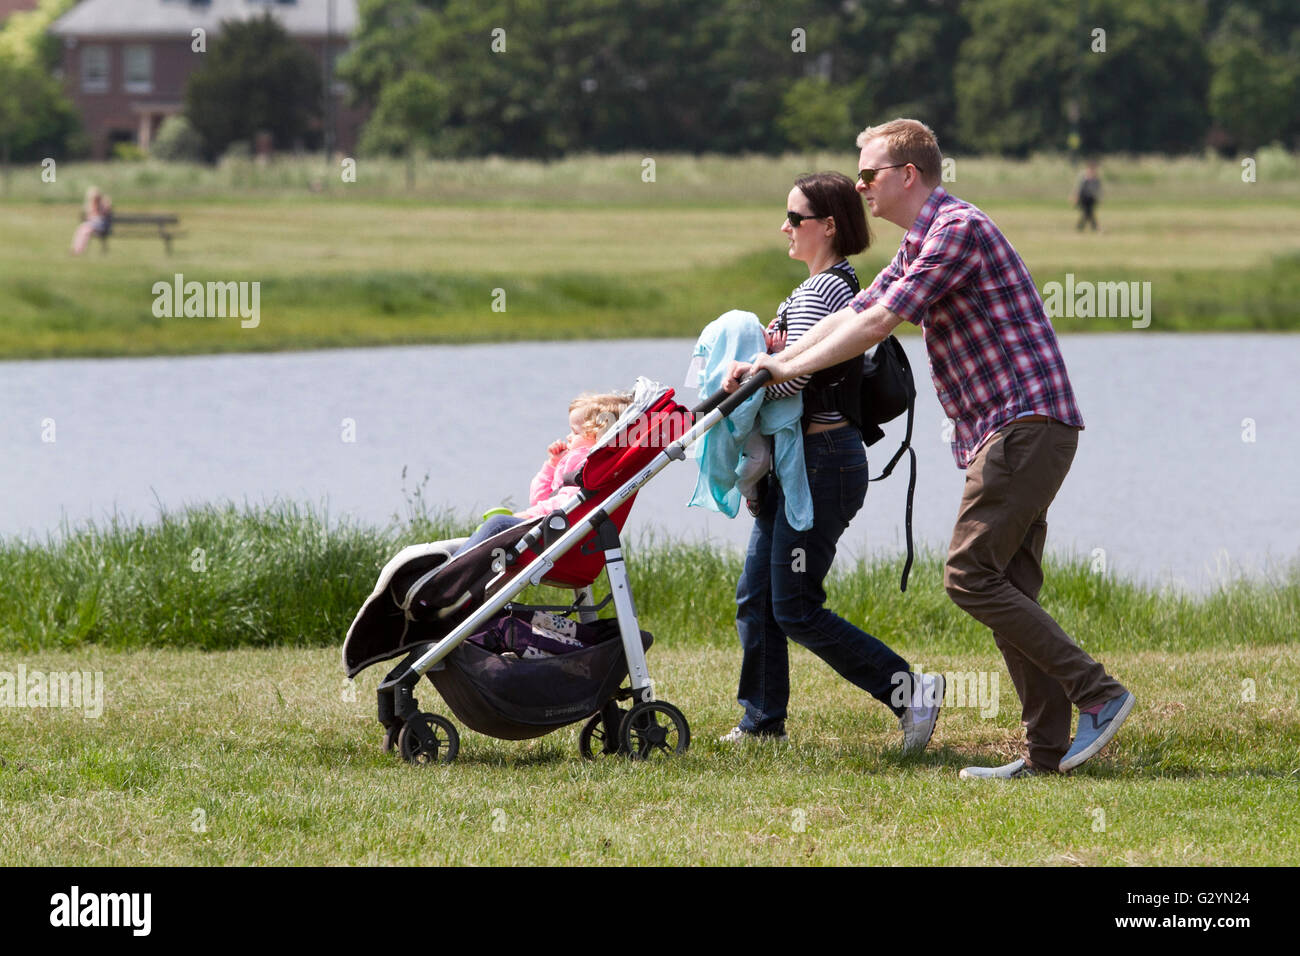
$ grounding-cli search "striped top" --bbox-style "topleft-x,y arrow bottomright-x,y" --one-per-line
765,261 -> 859,423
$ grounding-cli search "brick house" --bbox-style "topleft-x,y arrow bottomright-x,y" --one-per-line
49,0 -> 364,158
0,0 -> 41,26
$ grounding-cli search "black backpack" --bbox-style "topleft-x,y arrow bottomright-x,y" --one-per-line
814,266 -> 919,592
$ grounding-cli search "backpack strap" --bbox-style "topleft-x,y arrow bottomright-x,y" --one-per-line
868,339 -> 914,480
868,340 -> 916,591
799,266 -> 861,433
824,265 -> 859,295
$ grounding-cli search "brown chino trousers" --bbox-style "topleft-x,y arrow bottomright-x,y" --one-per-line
943,419 -> 1126,770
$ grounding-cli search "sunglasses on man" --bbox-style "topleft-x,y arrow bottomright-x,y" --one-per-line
858,162 -> 922,185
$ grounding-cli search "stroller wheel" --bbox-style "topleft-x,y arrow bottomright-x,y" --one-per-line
618,701 -> 691,761
382,725 -> 401,753
398,712 -> 461,765
578,704 -> 624,760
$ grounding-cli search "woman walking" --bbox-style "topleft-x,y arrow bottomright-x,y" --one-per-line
721,172 -> 943,750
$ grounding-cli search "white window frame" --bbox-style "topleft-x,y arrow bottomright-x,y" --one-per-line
123,44 -> 153,94
81,45 -> 109,94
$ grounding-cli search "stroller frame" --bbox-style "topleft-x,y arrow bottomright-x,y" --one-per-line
370,373 -> 771,763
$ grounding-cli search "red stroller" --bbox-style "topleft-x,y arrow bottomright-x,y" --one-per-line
343,374 -> 769,763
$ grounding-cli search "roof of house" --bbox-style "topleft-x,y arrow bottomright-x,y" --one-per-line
50,0 -> 357,38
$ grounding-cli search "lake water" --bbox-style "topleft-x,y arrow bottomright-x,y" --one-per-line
4,335 -> 1297,593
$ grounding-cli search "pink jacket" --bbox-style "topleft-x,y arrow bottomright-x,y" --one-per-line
516,441 -> 595,519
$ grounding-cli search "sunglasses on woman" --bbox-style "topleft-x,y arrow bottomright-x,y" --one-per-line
858,162 -> 922,185
786,210 -> 826,228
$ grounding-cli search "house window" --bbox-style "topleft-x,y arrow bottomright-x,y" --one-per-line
124,45 -> 153,94
81,45 -> 109,93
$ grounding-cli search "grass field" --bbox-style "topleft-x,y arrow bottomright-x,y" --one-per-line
1,643 -> 1296,865
0,504 -> 1296,865
3,152 -> 1299,358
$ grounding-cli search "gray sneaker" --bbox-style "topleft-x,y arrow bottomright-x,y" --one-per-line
899,673 -> 945,754
1060,691 -> 1136,772
958,758 -> 1039,779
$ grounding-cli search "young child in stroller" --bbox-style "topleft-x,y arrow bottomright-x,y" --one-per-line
455,390 -> 634,555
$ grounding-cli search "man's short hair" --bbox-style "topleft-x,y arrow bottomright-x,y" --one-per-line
856,119 -> 943,189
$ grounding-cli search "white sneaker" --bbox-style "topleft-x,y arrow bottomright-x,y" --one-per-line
899,673 -> 945,754
718,725 -> 789,743
958,758 -> 1038,779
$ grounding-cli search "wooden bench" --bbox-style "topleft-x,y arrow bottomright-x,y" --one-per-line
93,213 -> 184,255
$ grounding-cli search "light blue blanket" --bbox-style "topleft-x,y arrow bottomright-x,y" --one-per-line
687,310 -> 813,531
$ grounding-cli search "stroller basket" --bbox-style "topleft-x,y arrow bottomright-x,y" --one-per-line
428,617 -> 653,740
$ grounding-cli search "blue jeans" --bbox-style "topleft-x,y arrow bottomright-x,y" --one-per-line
454,514 -> 527,556
735,425 -> 913,733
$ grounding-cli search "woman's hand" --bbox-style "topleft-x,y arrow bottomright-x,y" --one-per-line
721,361 -> 750,393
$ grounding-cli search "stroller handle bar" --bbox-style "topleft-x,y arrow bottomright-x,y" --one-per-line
691,369 -> 772,419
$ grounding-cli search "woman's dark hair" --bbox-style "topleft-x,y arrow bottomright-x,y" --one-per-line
794,171 -> 870,258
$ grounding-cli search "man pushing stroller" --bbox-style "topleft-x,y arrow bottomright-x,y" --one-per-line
729,119 -> 1135,779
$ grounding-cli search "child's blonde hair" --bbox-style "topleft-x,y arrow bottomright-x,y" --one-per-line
569,391 -> 633,440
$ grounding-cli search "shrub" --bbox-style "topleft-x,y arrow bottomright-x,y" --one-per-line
150,115 -> 205,162
111,142 -> 146,162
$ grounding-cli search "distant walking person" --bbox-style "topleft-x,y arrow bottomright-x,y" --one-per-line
71,186 -> 112,255
728,119 -> 1135,778
1074,161 -> 1101,231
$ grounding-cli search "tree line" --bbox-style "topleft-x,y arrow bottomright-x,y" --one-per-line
1,0 -> 1296,163
341,0 -> 1298,160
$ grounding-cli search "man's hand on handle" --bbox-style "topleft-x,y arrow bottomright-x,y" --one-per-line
720,302 -> 902,394
723,353 -> 787,393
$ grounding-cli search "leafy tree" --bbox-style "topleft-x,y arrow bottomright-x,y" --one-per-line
777,78 -> 860,151
953,0 -> 1072,155
0,0 -> 81,167
418,0 -> 571,157
1076,0 -> 1209,154
1208,6 -> 1298,149
819,0 -> 969,150
955,0 -> 1208,155
335,0 -> 1294,158
1204,0 -> 1300,40
359,72 -> 449,184
342,0 -> 818,156
184,13 -> 323,159
0,0 -> 76,69
337,0 -> 438,109
0,53 -> 80,167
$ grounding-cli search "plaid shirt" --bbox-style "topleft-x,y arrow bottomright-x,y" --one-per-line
852,187 -> 1084,468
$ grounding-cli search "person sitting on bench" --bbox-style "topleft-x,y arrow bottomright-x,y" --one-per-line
71,187 -> 113,256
